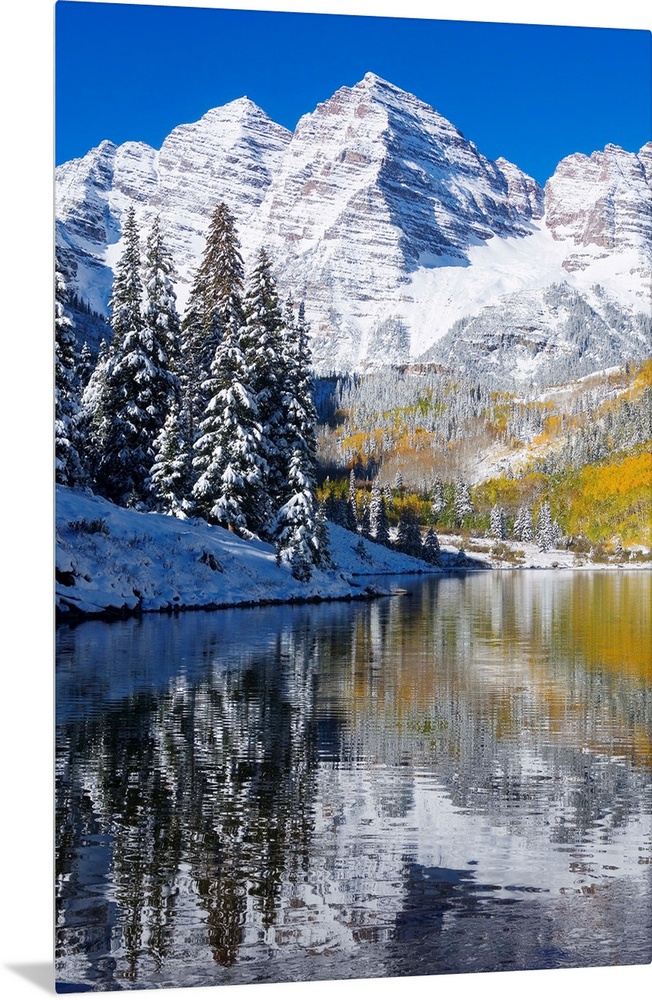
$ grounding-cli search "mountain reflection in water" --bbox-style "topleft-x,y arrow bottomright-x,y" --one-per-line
56,571 -> 652,991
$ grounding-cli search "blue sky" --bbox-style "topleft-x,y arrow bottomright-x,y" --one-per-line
56,2 -> 651,184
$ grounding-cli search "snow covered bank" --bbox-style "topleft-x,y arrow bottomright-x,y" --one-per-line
438,532 -> 652,571
55,487 -> 437,619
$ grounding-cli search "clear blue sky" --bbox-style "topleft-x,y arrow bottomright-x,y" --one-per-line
55,2 -> 651,184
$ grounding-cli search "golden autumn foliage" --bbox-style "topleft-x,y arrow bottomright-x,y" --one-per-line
474,444 -> 651,546
563,449 -> 652,546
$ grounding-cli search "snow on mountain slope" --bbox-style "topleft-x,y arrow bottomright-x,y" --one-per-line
56,99 -> 291,315
55,76 -> 651,382
253,72 -> 546,370
545,143 -> 652,258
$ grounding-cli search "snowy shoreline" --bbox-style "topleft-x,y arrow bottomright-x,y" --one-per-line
56,487 -> 650,623
55,486 -> 441,621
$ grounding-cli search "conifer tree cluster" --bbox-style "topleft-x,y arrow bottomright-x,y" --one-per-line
58,202 -> 326,581
55,255 -> 85,488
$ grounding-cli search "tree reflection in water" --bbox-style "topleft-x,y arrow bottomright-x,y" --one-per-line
56,572 -> 652,990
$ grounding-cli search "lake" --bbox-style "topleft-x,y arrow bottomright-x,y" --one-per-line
55,570 -> 652,991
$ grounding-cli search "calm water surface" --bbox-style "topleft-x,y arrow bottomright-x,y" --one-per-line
56,571 -> 652,991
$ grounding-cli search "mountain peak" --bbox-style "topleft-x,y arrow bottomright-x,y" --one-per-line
55,74 -> 649,379
201,96 -> 284,128
220,95 -> 268,116
352,72 -> 427,109
359,71 -> 394,89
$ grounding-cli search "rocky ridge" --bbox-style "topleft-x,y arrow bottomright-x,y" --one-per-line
55,74 -> 651,383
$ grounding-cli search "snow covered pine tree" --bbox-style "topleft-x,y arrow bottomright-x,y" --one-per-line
191,213 -> 265,535
273,298 -> 323,579
369,479 -> 390,546
55,254 -> 85,487
90,206 -> 178,507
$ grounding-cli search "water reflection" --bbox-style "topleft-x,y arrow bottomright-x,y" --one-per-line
56,572 -> 652,990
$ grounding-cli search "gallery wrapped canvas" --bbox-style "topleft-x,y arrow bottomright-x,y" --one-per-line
50,0 -> 650,995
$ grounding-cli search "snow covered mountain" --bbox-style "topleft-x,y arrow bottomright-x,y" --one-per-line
56,98 -> 291,316
55,74 -> 651,384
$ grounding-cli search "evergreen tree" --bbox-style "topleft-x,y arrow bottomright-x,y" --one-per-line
453,478 -> 474,527
423,527 -> 441,565
536,501 -> 555,552
78,341 -> 94,390
513,505 -> 533,543
490,504 -> 506,539
240,249 -> 286,532
93,206 -> 178,507
79,338 -> 114,485
333,495 -> 351,528
143,215 -> 182,379
359,495 -> 371,538
345,496 -> 358,533
109,205 -> 143,345
431,477 -> 446,521
150,402 -> 193,516
142,216 -> 187,509
274,448 -> 320,581
192,327 -> 265,534
395,509 -> 423,558
315,502 -> 332,569
349,468 -> 358,513
55,256 -> 85,487
322,488 -> 339,524
181,202 -> 246,444
273,299 -> 322,575
552,519 -> 564,548
369,479 -> 390,546
188,208 -> 267,533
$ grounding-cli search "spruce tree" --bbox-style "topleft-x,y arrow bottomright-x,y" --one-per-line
322,488 -> 339,524
423,527 -> 441,565
93,206 -> 178,507
370,479 -> 390,546
186,206 -> 270,533
396,509 -> 423,558
80,338 -> 112,484
78,341 -> 94,391
552,519 -> 564,548
181,202 -> 245,442
143,215 -> 182,378
192,325 -> 265,534
55,256 -> 85,487
536,501 -> 555,552
359,495 -> 371,538
274,449 -> 320,580
453,478 -> 474,528
513,505 -> 533,543
315,502 -> 332,569
490,504 -> 506,539
150,402 -> 193,516
142,216 -> 186,509
349,468 -> 358,514
273,298 -> 322,576
240,249 -> 286,532
431,477 -> 446,522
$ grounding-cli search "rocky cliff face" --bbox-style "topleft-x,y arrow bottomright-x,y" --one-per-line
253,73 -> 548,369
544,143 -> 652,265
55,100 -> 290,315
55,76 -> 651,383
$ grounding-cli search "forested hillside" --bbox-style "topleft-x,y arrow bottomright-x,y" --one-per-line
316,361 -> 652,550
